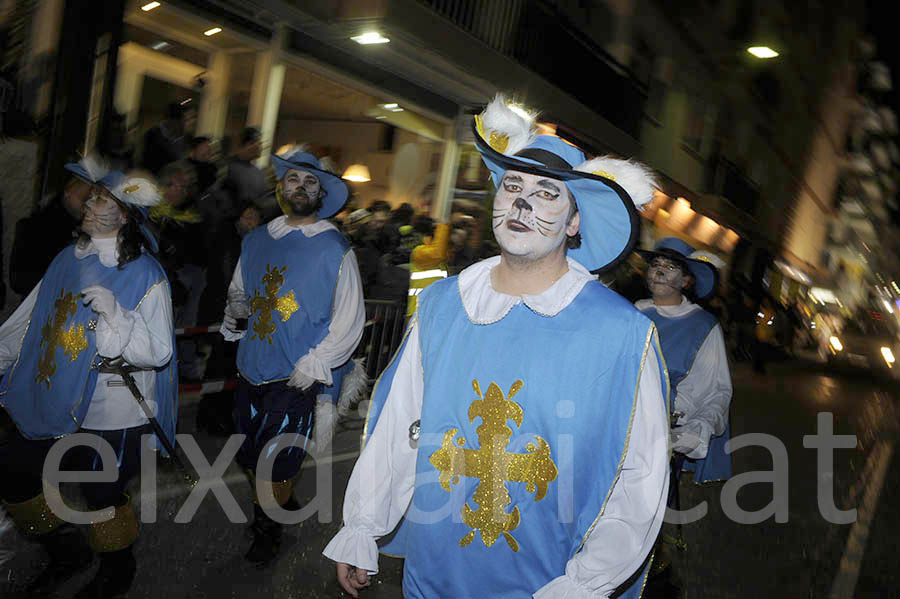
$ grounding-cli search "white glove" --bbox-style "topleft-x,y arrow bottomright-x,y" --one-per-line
670,424 -> 702,455
222,312 -> 238,333
81,285 -> 118,323
287,368 -> 317,390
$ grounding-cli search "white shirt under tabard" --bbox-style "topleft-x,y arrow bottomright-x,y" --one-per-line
0,237 -> 174,430
634,296 -> 733,459
323,255 -> 670,599
220,216 -> 365,387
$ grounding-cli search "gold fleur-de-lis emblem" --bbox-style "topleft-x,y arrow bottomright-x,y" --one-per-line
248,264 -> 299,344
429,379 -> 557,552
36,290 -> 88,388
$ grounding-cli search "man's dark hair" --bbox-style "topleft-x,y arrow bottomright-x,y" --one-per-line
189,136 -> 210,150
240,127 -> 261,146
565,186 -> 581,250
369,199 -> 390,215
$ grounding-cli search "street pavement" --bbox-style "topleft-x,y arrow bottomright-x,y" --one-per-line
1,355 -> 898,598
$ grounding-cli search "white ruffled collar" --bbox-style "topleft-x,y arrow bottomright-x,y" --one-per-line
74,236 -> 118,268
634,295 -> 699,317
267,215 -> 338,240
457,255 -> 596,324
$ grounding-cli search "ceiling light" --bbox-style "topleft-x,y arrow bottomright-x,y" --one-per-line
141,1 -> 160,11
747,46 -> 779,59
375,116 -> 386,120
391,107 -> 404,112
180,98 -> 192,105
204,27 -> 222,36
351,32 -> 390,45
150,41 -> 171,51
342,164 -> 372,183
382,103 -> 398,109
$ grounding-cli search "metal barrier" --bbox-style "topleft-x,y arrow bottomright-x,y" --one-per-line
354,300 -> 407,380
175,300 -> 408,396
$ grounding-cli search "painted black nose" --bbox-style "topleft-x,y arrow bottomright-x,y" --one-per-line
513,197 -> 532,212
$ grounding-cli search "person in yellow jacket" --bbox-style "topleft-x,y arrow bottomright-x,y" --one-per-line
406,222 -> 451,317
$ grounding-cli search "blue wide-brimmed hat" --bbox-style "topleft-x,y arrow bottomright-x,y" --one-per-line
637,237 -> 718,300
65,155 -> 126,192
270,147 -> 349,219
473,95 -> 658,272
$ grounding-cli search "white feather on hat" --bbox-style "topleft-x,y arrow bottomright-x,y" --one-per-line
80,154 -> 112,183
110,177 -> 161,207
574,156 -> 658,207
476,94 -> 538,157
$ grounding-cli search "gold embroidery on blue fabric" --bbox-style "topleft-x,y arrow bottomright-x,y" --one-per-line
249,264 -> 299,343
429,379 -> 557,552
36,290 -> 88,388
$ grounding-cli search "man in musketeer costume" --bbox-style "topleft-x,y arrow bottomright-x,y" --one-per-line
0,157 -> 176,599
324,95 -> 670,598
221,146 -> 364,566
635,238 -> 732,484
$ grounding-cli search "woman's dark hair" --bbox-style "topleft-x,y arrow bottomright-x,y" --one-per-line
116,205 -> 150,268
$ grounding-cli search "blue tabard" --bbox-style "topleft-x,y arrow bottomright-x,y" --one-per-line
639,305 -> 731,482
366,277 -> 668,599
638,306 -> 717,389
236,227 -> 349,384
0,246 -> 177,445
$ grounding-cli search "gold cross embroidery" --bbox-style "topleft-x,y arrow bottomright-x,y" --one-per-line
249,264 -> 299,344
36,290 -> 88,388
429,379 -> 558,552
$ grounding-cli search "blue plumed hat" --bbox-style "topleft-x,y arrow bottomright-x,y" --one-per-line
637,237 -> 719,300
270,146 -> 349,219
473,95 -> 658,272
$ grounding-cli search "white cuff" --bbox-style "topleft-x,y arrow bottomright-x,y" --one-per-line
533,575 -> 607,599
295,351 -> 332,386
322,527 -> 380,575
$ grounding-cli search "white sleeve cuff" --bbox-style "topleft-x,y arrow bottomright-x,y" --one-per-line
218,321 -> 246,342
322,526 -> 380,575
533,575 -> 607,599
295,351 -> 333,386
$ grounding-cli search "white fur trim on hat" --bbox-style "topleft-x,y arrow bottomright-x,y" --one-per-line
574,156 -> 658,207
689,250 -> 726,271
478,94 -> 538,157
110,177 -> 161,207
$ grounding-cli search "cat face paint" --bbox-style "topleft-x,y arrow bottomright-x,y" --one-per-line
647,257 -> 687,299
281,168 -> 322,217
81,188 -> 125,238
492,171 -> 578,261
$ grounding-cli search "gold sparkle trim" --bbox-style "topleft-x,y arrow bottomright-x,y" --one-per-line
4,492 -> 64,535
576,324 -> 654,554
122,185 -> 141,194
593,170 -> 616,181
87,496 -> 139,552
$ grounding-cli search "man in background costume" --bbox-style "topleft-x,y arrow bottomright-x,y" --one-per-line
221,147 -> 364,565
324,95 -> 670,599
635,237 -> 732,483
0,158 -> 176,599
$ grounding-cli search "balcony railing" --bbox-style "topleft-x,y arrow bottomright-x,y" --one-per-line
420,0 -> 647,138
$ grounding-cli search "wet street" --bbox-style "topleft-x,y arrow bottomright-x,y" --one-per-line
2,356 -> 898,598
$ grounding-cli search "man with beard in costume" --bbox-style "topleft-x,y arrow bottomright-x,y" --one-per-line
0,158 -> 176,599
324,95 -> 669,599
221,146 -> 364,566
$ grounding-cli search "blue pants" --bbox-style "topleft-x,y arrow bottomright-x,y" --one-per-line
0,424 -> 153,508
234,378 -> 316,481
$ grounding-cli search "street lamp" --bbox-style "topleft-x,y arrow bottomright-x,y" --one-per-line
747,46 -> 779,59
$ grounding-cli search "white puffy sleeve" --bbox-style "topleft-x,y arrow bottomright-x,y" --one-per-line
322,321 -> 423,574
